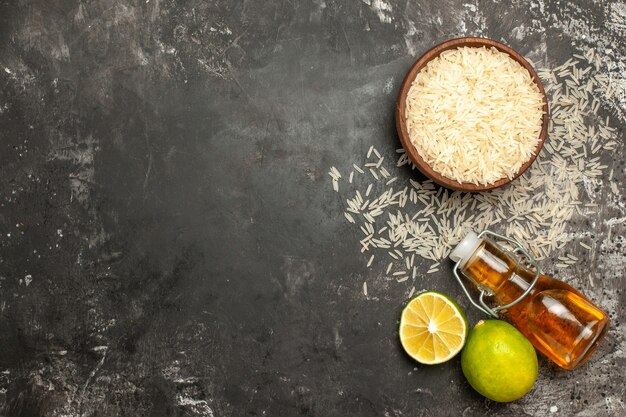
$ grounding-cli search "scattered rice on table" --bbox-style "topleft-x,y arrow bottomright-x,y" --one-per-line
328,49 -> 620,293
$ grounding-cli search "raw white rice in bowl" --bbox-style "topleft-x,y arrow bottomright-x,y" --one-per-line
405,46 -> 545,186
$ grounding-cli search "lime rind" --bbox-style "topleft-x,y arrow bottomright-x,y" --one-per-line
461,319 -> 538,402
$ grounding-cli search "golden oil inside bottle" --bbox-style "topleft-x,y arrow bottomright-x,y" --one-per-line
461,239 -> 609,370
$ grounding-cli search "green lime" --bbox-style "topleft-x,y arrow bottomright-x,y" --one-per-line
461,320 -> 538,402
399,291 -> 468,364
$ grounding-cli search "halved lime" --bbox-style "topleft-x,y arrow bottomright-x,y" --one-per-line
399,291 -> 468,364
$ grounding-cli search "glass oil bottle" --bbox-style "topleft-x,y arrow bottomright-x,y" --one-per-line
450,231 -> 609,370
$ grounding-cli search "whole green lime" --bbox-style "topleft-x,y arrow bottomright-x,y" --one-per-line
461,320 -> 538,402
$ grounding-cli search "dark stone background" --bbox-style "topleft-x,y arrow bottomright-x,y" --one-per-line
0,1 -> 624,416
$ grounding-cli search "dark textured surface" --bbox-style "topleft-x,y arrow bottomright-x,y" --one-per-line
0,1 -> 624,416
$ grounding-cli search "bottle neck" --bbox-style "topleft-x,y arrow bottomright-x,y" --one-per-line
461,239 -> 531,301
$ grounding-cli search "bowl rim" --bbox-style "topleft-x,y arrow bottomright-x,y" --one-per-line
395,37 -> 550,192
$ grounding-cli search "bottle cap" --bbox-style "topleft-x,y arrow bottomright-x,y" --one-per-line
450,231 -> 482,267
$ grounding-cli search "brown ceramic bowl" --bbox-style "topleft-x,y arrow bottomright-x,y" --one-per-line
395,37 -> 549,192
